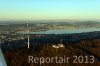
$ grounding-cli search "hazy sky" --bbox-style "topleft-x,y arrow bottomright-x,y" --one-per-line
0,0 -> 100,20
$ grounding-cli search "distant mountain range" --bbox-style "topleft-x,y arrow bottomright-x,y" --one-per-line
0,20 -> 100,32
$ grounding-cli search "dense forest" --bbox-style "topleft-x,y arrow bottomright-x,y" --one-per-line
2,38 -> 100,66
1,32 -> 100,66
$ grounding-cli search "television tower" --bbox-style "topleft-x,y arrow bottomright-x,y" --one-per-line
27,21 -> 30,49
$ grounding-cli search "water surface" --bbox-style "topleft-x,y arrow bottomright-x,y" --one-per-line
20,28 -> 100,34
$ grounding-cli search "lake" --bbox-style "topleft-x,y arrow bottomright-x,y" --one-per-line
19,28 -> 100,34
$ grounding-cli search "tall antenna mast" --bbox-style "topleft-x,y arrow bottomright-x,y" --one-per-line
27,21 -> 30,49
60,35 -> 62,44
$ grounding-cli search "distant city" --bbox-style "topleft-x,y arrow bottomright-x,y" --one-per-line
0,20 -> 100,44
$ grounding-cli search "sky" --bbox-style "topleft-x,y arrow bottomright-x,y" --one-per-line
0,0 -> 100,20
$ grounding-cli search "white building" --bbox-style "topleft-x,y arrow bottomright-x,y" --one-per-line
52,44 -> 65,49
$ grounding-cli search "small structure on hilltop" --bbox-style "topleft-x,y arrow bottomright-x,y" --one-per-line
52,35 -> 65,49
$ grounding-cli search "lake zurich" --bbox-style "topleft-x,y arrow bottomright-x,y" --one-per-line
19,28 -> 100,34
